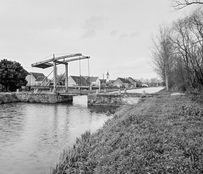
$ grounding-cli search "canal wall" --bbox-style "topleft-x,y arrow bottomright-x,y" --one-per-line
0,92 -> 73,104
88,93 -> 140,106
87,92 -> 158,107
88,94 -> 123,106
0,92 -> 156,105
0,93 -> 20,104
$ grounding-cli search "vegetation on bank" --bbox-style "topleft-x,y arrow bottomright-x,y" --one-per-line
152,8 -> 203,92
52,92 -> 203,174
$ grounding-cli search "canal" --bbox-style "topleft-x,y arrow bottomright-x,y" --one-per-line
0,96 -> 111,174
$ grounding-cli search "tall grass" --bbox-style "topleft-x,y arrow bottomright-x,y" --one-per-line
52,93 -> 203,174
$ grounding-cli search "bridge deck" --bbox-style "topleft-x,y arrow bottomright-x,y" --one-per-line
32,62 -> 53,69
59,93 -> 77,96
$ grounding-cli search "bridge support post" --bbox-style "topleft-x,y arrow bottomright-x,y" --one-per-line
53,55 -> 57,93
65,63 -> 68,92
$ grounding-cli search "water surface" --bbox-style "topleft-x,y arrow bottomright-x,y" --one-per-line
0,96 -> 111,174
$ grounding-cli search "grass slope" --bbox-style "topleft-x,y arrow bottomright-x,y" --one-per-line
52,93 -> 203,174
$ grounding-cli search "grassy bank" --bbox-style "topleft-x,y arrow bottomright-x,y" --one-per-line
52,92 -> 203,174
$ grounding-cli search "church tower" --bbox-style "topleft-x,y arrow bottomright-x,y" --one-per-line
106,71 -> 110,82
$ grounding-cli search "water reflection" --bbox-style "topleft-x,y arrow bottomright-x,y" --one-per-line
0,103 -> 25,145
0,96 -> 111,174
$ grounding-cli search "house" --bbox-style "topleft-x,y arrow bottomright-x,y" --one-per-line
127,77 -> 137,88
113,78 -> 132,88
99,79 -> 107,88
26,72 -> 48,86
68,76 -> 100,88
68,76 -> 89,87
142,84 -> 149,87
86,76 -> 100,87
107,80 -> 115,86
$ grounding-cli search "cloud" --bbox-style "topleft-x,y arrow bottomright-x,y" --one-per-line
130,32 -> 139,38
109,57 -> 156,79
82,16 -> 106,38
110,30 -> 118,37
109,30 -> 139,39
119,31 -> 139,39
119,33 -> 129,39
82,29 -> 96,38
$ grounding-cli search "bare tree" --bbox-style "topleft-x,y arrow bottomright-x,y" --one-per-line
152,8 -> 203,91
173,0 -> 203,9
152,27 -> 174,91
171,9 -> 203,88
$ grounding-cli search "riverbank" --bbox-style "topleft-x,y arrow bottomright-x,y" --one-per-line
52,91 -> 203,174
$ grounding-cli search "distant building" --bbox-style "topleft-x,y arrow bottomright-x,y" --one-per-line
112,77 -> 137,88
51,75 -> 100,88
26,72 -> 48,86
99,79 -> 107,88
113,78 -> 132,88
107,80 -> 115,86
68,76 -> 89,87
142,84 -> 149,87
127,77 -> 137,88
86,76 -> 100,87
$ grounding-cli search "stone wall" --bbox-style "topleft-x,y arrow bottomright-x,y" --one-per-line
0,93 -> 20,104
88,94 -> 140,106
16,93 -> 59,103
0,92 -> 73,104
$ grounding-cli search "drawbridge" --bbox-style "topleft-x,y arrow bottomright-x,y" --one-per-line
31,53 -> 90,93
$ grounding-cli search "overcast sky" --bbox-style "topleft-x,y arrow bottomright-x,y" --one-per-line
0,0 -> 194,80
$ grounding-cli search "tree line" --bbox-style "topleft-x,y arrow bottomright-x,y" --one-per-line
152,7 -> 203,91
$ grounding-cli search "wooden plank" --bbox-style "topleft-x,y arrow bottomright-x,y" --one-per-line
55,53 -> 82,61
55,60 -> 67,65
31,53 -> 82,68
65,56 -> 90,63
32,62 -> 53,68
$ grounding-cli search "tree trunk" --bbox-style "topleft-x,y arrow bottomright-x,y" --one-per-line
165,67 -> 169,91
